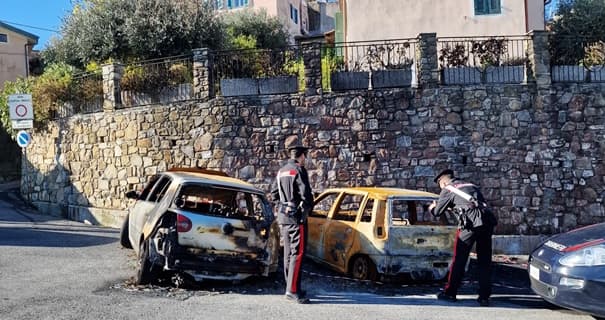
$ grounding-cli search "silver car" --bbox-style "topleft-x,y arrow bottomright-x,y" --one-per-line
120,168 -> 280,284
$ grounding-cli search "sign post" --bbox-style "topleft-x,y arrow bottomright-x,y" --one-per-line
8,94 -> 34,129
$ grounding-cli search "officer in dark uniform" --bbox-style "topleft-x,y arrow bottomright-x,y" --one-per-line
270,145 -> 314,304
429,169 -> 497,307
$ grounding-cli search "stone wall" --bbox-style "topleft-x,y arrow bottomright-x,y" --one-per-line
22,82 -> 605,234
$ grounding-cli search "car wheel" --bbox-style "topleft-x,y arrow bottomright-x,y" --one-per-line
350,255 -> 377,281
135,238 -> 161,285
119,215 -> 132,249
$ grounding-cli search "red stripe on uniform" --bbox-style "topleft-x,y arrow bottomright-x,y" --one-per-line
444,229 -> 460,292
291,224 -> 305,293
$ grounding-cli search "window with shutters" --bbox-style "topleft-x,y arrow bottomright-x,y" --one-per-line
0,33 -> 7,43
474,0 -> 501,15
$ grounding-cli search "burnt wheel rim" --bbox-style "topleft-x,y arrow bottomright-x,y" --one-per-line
352,257 -> 369,280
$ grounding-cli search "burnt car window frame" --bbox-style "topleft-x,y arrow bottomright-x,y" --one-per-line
174,183 -> 271,220
139,174 -> 160,200
388,196 -> 444,226
333,192 -> 365,222
360,198 -> 375,223
147,176 -> 173,203
310,192 -> 340,219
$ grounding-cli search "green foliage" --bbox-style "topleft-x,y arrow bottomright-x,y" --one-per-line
471,39 -> 507,68
321,47 -> 345,90
223,9 -> 290,49
439,44 -> 468,67
121,62 -> 193,92
550,0 -> 605,65
581,41 -> 605,66
283,57 -> 305,92
43,0 -> 224,68
0,78 -> 34,135
31,63 -> 75,122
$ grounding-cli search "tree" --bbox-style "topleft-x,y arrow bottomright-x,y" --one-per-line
43,0 -> 225,68
223,9 -> 290,49
549,0 -> 605,64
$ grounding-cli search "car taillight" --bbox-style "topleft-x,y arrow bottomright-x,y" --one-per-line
177,214 -> 192,233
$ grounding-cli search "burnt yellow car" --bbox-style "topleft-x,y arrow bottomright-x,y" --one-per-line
307,187 -> 457,281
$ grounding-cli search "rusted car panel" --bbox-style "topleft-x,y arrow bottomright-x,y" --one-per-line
307,187 -> 456,281
122,169 -> 279,284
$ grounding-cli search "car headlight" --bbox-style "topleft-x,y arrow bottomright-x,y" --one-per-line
559,244 -> 605,267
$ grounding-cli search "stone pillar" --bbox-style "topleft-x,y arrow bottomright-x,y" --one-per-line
416,33 -> 439,88
527,30 -> 551,87
193,48 -> 212,100
102,63 -> 123,111
302,42 -> 322,96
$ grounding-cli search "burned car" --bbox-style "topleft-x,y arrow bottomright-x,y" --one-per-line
307,187 -> 457,281
528,222 -> 605,319
120,168 -> 279,284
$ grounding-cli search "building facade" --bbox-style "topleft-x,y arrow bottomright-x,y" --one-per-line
341,0 -> 546,42
214,0 -> 309,42
0,22 -> 38,88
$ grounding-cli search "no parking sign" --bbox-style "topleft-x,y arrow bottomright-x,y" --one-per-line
16,130 -> 31,148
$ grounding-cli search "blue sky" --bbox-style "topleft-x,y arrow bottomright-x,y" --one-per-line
1,0 -> 73,50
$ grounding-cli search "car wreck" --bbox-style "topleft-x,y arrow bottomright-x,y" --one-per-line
307,187 -> 457,281
120,168 -> 280,284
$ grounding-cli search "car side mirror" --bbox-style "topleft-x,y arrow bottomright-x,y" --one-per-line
125,190 -> 139,199
174,198 -> 185,208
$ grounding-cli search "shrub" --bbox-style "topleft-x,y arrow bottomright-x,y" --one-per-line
31,63 -> 74,121
582,41 -> 605,67
439,44 -> 468,67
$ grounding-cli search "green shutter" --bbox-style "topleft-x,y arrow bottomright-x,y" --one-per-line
474,0 -> 486,15
335,12 -> 344,44
489,0 -> 501,14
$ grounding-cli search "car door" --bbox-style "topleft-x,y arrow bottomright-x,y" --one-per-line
322,192 -> 366,272
307,192 -> 341,261
129,175 -> 172,251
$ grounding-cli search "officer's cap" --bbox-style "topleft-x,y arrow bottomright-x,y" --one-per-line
433,169 -> 454,183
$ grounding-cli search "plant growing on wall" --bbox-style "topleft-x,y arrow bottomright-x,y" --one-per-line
470,38 -> 507,68
581,41 -> 605,67
321,46 -> 345,90
439,44 -> 468,67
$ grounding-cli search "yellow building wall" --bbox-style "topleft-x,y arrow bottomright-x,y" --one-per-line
0,28 -> 31,88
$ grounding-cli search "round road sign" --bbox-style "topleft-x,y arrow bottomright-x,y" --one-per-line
16,130 -> 31,148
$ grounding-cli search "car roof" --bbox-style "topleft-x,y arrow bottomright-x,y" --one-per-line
164,170 -> 263,194
322,187 -> 438,200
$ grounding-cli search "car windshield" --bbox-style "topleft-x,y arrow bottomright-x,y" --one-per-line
176,184 -> 270,220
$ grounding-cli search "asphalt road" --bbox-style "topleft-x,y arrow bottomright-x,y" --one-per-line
0,184 -> 595,320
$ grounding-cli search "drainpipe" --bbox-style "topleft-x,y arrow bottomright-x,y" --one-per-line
24,43 -> 30,77
524,0 -> 529,32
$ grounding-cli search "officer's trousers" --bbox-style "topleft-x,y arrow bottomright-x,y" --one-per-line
443,225 -> 493,299
280,223 -> 307,294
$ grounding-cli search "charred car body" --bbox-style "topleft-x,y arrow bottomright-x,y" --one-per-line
307,187 -> 457,281
120,168 -> 279,284
528,222 -> 605,319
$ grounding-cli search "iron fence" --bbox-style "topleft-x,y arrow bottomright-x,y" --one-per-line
550,35 -> 605,83
437,35 -> 529,84
209,45 -> 304,96
119,54 -> 194,108
321,39 -> 417,91
53,70 -> 103,119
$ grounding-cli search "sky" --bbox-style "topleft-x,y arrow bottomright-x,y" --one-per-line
1,0 -> 561,52
1,0 -> 74,51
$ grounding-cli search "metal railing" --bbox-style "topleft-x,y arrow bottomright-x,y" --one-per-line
550,36 -> 605,83
321,39 -> 417,91
119,55 -> 194,108
437,35 -> 529,84
209,45 -> 304,96
53,70 -> 103,119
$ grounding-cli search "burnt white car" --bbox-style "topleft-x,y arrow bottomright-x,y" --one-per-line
120,168 -> 279,284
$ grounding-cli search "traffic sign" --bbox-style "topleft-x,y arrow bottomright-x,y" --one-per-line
16,130 -> 31,148
11,120 -> 33,129
9,94 -> 33,121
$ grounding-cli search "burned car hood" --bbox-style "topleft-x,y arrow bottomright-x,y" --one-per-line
546,222 -> 605,251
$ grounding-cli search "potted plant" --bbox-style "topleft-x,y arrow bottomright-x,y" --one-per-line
370,43 -> 415,88
439,43 -> 480,84
327,46 -> 369,91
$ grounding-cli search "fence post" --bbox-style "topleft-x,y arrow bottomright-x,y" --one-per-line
302,42 -> 322,96
193,48 -> 212,100
102,62 -> 123,111
527,30 -> 551,87
416,33 -> 439,88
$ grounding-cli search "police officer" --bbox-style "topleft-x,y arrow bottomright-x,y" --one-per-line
270,145 -> 314,304
429,169 -> 497,307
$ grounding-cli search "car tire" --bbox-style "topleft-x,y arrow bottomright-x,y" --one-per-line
350,255 -> 377,281
119,215 -> 132,249
135,238 -> 161,285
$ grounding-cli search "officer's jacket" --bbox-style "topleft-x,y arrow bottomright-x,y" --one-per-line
270,159 -> 314,225
431,179 -> 492,229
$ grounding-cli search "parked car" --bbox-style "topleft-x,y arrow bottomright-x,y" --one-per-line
528,222 -> 605,319
120,168 -> 280,285
306,187 -> 457,281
